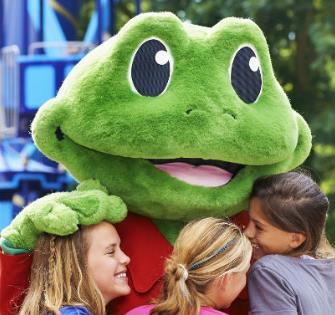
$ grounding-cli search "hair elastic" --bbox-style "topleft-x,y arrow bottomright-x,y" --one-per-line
178,263 -> 189,281
177,264 -> 192,304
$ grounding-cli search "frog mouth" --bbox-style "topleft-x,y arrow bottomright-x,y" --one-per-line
148,158 -> 244,187
55,126 -> 245,188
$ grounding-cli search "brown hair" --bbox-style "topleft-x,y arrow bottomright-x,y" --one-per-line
19,228 -> 106,315
151,218 -> 252,315
250,171 -> 334,258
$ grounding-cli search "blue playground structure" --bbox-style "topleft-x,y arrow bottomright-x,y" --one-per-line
0,0 -> 142,230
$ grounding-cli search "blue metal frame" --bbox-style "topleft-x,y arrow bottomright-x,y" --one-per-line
0,172 -> 75,191
110,0 -> 116,35
39,0 -> 44,43
22,0 -> 28,55
18,55 -> 81,112
0,0 -> 142,227
135,0 -> 141,15
0,171 -> 76,230
0,1 -> 3,49
96,0 -> 103,43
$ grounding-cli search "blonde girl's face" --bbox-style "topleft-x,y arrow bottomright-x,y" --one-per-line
86,221 -> 131,305
244,197 -> 302,259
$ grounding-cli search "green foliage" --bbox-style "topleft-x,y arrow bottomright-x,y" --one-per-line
78,0 -> 95,39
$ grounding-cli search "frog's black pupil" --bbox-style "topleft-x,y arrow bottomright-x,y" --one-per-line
231,47 -> 262,104
131,39 -> 170,97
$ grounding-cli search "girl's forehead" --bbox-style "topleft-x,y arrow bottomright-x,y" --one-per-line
249,197 -> 264,214
86,222 -> 120,244
249,198 -> 269,222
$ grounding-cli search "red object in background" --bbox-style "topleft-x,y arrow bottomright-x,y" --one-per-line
0,211 -> 250,315
111,213 -> 173,314
227,210 -> 251,315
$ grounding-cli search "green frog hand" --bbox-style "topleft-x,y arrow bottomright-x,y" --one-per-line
1,190 -> 127,251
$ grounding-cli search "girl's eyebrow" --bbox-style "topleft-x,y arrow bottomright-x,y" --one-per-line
250,216 -> 266,227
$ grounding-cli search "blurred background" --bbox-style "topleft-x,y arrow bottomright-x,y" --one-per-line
0,0 -> 334,243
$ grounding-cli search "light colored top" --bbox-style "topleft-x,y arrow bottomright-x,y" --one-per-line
248,254 -> 335,315
126,304 -> 228,315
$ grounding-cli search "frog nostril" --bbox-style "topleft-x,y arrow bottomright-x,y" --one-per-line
224,110 -> 238,120
185,108 -> 193,115
229,112 -> 237,120
55,127 -> 64,141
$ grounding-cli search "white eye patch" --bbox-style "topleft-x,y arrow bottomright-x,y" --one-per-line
155,50 -> 170,65
249,56 -> 260,72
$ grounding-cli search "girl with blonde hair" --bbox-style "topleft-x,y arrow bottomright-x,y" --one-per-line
127,217 -> 252,315
18,221 -> 130,315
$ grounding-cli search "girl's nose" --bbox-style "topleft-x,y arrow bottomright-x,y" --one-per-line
120,250 -> 131,265
244,222 -> 255,239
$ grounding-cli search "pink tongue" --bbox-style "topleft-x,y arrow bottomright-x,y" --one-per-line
154,162 -> 233,187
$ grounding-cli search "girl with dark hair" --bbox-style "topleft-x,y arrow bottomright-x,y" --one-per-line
245,171 -> 335,315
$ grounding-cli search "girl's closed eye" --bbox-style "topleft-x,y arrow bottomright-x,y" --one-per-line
105,245 -> 116,256
255,225 -> 263,232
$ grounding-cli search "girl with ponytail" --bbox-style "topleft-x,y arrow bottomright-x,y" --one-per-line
127,217 -> 252,315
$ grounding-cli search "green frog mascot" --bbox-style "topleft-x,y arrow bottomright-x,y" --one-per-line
0,12 -> 311,315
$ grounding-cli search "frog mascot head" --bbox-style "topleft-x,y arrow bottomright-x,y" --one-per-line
32,13 -> 311,222
1,12 -> 311,315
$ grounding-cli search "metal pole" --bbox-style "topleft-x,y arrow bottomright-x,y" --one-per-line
39,0 -> 44,43
96,0 -> 103,44
22,0 -> 28,55
109,0 -> 115,35
0,0 -> 3,49
135,0 -> 141,15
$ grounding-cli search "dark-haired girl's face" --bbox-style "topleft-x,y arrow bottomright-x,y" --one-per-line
244,198 -> 305,259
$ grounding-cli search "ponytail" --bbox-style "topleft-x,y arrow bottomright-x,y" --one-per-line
151,218 -> 252,315
151,259 -> 205,315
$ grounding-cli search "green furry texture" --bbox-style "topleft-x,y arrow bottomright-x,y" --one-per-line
2,13 -> 312,250
153,219 -> 186,245
1,190 -> 127,250
30,13 -> 311,224
76,179 -> 109,193
32,13 -> 311,222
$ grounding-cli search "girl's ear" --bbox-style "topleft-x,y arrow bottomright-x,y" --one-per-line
289,233 -> 306,249
215,274 -> 231,291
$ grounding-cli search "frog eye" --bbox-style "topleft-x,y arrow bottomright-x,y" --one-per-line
129,38 -> 173,97
230,46 -> 262,104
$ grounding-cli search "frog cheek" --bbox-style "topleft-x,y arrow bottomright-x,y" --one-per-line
288,112 -> 312,169
32,98 -> 69,157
